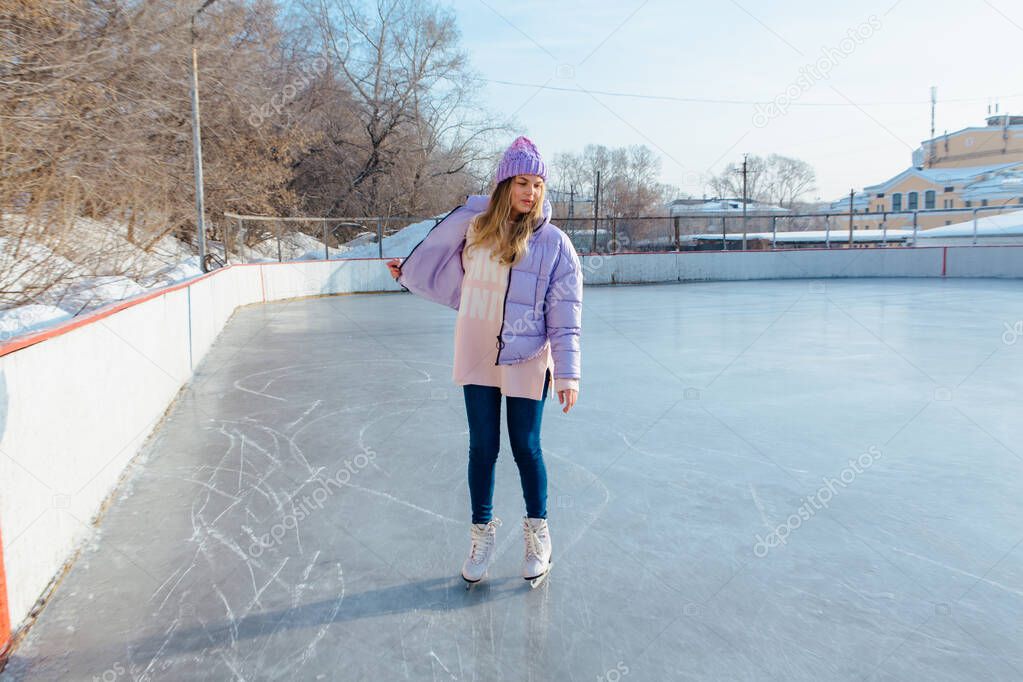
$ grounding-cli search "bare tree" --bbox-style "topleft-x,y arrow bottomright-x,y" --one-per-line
550,144 -> 675,218
0,0 -> 310,307
706,154 -> 816,208
0,0 -> 513,311
766,154 -> 816,208
296,0 -> 505,217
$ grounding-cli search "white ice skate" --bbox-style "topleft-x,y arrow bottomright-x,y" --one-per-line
522,517 -> 552,586
461,517 -> 501,588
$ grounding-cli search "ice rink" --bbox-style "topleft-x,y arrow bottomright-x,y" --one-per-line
4,277 -> 1022,681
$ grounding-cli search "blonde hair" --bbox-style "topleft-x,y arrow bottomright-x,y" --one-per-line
465,176 -> 545,267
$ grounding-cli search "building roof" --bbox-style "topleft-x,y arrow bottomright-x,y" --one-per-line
669,198 -> 790,215
828,191 -> 870,211
692,228 -> 913,243
863,162 -> 1023,193
915,209 -> 1023,238
915,119 -> 1023,147
959,169 -> 1023,200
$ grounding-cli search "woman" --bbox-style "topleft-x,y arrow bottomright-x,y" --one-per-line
386,136 -> 583,586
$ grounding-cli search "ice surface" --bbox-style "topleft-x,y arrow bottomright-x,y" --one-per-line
3,278 -> 1022,680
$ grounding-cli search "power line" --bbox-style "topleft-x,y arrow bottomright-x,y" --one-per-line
483,78 -> 1023,107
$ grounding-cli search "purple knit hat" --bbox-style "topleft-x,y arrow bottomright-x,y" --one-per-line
495,136 -> 547,184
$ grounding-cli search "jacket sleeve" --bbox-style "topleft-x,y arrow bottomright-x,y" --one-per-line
396,205 -> 473,310
545,233 -> 583,387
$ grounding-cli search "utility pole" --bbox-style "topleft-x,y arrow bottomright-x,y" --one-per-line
928,86 -> 937,167
189,0 -> 219,272
734,154 -> 750,250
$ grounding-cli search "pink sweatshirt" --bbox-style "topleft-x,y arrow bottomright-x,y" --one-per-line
452,230 -> 579,400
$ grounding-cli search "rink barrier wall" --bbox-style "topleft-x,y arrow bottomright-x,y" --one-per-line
0,244 -> 1022,654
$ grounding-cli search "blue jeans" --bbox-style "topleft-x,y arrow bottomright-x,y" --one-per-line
463,368 -> 551,524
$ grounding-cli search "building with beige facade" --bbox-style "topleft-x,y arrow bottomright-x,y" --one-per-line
833,114 -> 1023,231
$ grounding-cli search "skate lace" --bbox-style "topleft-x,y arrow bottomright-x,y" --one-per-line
470,519 -> 500,565
524,523 -> 545,561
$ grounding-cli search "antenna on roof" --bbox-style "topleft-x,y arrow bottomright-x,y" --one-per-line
928,86 -> 937,167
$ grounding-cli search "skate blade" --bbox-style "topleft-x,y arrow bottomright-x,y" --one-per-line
462,573 -> 485,590
525,559 -> 553,589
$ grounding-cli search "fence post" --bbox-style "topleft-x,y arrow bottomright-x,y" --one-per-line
771,216 -> 777,250
972,208 -> 979,246
225,215 -> 236,263
592,170 -> 600,254
323,221 -> 328,261
276,221 -> 282,262
721,216 -> 727,251
913,211 -> 918,245
847,189 -> 854,247
825,215 -> 830,249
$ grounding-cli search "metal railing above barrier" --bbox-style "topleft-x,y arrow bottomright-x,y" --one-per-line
557,204 -> 1022,253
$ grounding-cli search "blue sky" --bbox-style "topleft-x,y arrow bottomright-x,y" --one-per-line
444,0 -> 1023,201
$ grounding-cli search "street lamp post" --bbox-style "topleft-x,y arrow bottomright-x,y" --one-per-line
189,1 -> 218,272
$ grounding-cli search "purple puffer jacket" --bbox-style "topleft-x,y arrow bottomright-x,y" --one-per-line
397,194 -> 582,384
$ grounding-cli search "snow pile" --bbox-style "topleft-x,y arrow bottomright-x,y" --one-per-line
59,276 -> 149,315
246,216 -> 441,261
140,256 -> 204,289
0,214 -> 198,340
0,304 -> 71,340
0,212 -> 442,342
335,217 -> 438,259
240,230 -> 351,262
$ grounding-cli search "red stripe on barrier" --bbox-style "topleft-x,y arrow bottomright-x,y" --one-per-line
0,523 -> 11,661
0,260 -> 278,358
0,266 -> 222,358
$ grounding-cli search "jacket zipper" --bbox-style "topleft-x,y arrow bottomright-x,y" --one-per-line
494,266 -> 512,365
494,220 -> 547,366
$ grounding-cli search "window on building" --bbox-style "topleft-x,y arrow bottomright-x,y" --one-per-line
892,193 -> 902,211
1018,197 -> 1023,205
876,193 -> 885,198
944,186 -> 954,192
965,200 -> 972,207
981,198 -> 989,206
908,192 -> 919,210
925,190 -> 935,209
945,220 -> 951,225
